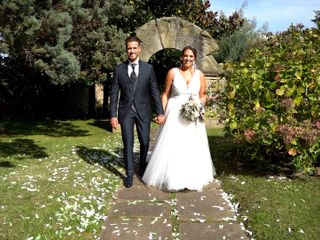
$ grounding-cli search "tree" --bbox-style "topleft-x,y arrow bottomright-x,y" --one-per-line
0,0 -> 132,86
312,10 -> 320,29
128,0 -> 245,39
0,0 -> 134,117
214,18 -> 268,63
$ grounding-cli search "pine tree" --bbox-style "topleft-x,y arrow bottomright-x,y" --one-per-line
0,0 -> 131,85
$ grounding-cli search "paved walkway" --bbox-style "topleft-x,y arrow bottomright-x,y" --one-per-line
100,128 -> 249,240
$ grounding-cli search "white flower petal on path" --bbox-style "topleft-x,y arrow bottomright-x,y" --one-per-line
197,218 -> 206,223
212,205 -> 225,211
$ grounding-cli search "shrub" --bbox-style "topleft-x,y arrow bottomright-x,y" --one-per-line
219,24 -> 320,173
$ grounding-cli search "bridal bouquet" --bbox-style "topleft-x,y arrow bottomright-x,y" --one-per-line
179,96 -> 205,124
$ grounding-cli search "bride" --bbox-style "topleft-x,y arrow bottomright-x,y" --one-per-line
142,46 -> 216,192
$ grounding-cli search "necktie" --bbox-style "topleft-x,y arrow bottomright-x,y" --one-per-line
130,64 -> 137,112
130,64 -> 137,80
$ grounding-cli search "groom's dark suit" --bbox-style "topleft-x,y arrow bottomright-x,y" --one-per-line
110,59 -> 164,180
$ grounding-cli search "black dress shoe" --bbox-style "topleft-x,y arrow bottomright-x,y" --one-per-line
139,163 -> 146,177
124,175 -> 133,188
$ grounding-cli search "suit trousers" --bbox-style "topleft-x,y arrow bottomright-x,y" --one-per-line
120,108 -> 150,176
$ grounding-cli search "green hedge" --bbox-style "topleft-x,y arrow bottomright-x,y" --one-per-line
219,25 -> 320,173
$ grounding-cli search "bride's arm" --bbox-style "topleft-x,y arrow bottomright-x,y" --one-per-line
199,71 -> 207,105
161,68 -> 174,111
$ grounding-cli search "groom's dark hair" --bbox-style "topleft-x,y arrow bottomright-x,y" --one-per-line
125,35 -> 142,47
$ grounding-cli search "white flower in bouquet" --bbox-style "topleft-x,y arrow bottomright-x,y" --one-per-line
179,96 -> 205,124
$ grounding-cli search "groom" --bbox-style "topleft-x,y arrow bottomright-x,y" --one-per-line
110,35 -> 165,188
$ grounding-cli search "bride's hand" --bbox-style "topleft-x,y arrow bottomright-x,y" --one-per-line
155,115 -> 165,124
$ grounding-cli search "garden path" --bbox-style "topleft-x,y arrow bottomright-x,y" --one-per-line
100,128 -> 249,240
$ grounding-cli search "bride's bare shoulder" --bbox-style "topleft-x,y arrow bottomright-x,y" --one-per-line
167,68 -> 177,76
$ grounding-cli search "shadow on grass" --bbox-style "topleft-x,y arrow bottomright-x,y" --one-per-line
0,138 -> 48,168
0,161 -> 15,168
208,133 -> 294,177
0,119 -> 90,137
75,146 -> 125,180
88,119 -> 113,132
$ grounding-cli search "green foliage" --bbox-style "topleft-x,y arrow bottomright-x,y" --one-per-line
0,0 -> 133,117
149,48 -> 181,91
0,0 -> 245,86
35,46 -> 80,84
129,0 -> 245,39
219,23 -> 320,173
215,19 -> 267,63
0,0 -> 131,85
312,10 -> 320,29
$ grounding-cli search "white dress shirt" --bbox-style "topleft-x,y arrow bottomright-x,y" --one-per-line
128,60 -> 139,77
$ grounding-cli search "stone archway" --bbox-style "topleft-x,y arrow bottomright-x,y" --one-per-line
135,17 -> 222,76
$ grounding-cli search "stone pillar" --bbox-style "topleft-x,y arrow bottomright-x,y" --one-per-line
205,75 -> 226,127
206,75 -> 226,94
95,83 -> 104,116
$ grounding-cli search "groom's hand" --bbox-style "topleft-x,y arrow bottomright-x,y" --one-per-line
111,117 -> 119,130
155,115 -> 165,124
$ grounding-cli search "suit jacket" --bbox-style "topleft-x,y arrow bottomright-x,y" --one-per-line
110,60 -> 164,123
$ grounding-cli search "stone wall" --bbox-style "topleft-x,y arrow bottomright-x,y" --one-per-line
136,17 -> 223,76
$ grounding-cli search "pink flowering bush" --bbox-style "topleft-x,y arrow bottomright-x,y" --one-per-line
218,24 -> 320,173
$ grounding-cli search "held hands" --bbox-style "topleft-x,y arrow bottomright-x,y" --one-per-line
155,114 -> 165,124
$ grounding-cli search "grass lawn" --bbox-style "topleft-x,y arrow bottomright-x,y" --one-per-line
207,128 -> 320,240
0,120 -> 319,240
0,119 -> 124,239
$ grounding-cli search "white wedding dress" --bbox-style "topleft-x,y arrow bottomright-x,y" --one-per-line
142,68 -> 216,192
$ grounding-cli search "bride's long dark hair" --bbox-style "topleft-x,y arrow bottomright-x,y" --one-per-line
181,46 -> 197,60
180,46 -> 197,69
